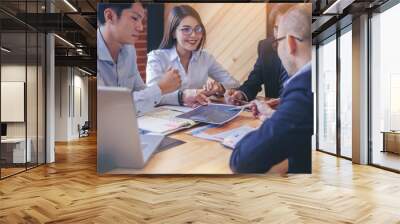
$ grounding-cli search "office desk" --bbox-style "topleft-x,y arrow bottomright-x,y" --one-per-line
1,138 -> 31,164
107,113 -> 261,174
381,131 -> 400,154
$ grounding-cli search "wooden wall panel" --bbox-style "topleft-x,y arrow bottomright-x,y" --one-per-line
164,3 -> 267,83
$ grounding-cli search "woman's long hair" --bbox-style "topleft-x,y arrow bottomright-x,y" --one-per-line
159,5 -> 206,51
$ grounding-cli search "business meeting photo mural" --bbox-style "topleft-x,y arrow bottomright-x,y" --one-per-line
96,2 -> 313,175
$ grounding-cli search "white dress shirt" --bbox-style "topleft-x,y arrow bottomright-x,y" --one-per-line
146,46 -> 239,105
97,27 -> 161,114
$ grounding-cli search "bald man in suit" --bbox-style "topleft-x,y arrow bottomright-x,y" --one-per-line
230,4 -> 313,174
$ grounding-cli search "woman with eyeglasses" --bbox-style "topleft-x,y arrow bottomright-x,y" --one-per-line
146,5 -> 239,107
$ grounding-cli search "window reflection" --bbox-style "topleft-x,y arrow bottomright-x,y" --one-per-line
340,29 -> 352,158
318,37 -> 337,154
371,3 -> 400,171
0,0 -> 46,179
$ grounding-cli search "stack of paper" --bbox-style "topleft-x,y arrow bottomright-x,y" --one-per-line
138,107 -> 197,135
187,125 -> 255,149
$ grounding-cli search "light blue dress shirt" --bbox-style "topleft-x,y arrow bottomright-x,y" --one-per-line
146,46 -> 239,105
283,62 -> 311,88
97,27 -> 161,114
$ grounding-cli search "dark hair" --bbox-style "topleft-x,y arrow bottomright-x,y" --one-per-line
97,2 -> 147,25
159,5 -> 206,51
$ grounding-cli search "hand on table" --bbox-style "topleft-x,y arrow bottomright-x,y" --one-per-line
249,100 -> 275,121
265,98 -> 280,110
203,79 -> 225,97
224,89 -> 247,106
183,89 -> 210,107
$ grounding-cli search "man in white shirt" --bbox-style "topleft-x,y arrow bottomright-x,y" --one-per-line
97,3 -> 181,114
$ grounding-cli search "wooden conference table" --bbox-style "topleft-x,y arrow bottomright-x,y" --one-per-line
108,112 -> 263,174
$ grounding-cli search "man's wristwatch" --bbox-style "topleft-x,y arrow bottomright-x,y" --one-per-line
178,90 -> 184,106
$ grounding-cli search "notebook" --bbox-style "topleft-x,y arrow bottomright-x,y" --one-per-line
138,107 -> 197,135
187,125 -> 255,149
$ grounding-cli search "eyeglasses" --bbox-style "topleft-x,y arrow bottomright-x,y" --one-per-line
272,35 -> 304,48
179,25 -> 203,36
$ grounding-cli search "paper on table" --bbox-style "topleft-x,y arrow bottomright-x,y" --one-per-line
188,124 -> 255,148
220,126 -> 255,148
138,116 -> 180,133
159,105 -> 194,113
138,107 -> 196,134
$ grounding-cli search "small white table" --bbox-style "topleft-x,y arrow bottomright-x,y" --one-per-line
1,138 -> 31,163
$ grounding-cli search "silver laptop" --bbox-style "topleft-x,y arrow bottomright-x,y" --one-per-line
97,86 -> 164,173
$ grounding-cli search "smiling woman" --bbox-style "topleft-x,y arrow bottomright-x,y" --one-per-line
146,5 -> 240,108
159,5 -> 207,51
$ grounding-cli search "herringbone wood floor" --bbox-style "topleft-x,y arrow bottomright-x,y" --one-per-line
1,134 -> 400,223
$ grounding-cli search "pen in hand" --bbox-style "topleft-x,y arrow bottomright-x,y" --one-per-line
232,99 -> 249,105
228,102 -> 252,111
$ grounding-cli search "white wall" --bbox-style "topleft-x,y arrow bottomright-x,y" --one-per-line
1,65 -> 26,129
1,65 -> 37,137
1,64 -> 46,164
1,65 -> 26,81
312,46 -> 317,150
55,66 -> 70,141
55,67 -> 89,141
71,73 -> 89,138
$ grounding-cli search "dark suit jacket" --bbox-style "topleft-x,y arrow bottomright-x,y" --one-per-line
230,64 -> 313,173
238,38 -> 289,100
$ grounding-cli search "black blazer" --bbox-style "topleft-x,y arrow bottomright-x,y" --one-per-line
238,38 -> 288,100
